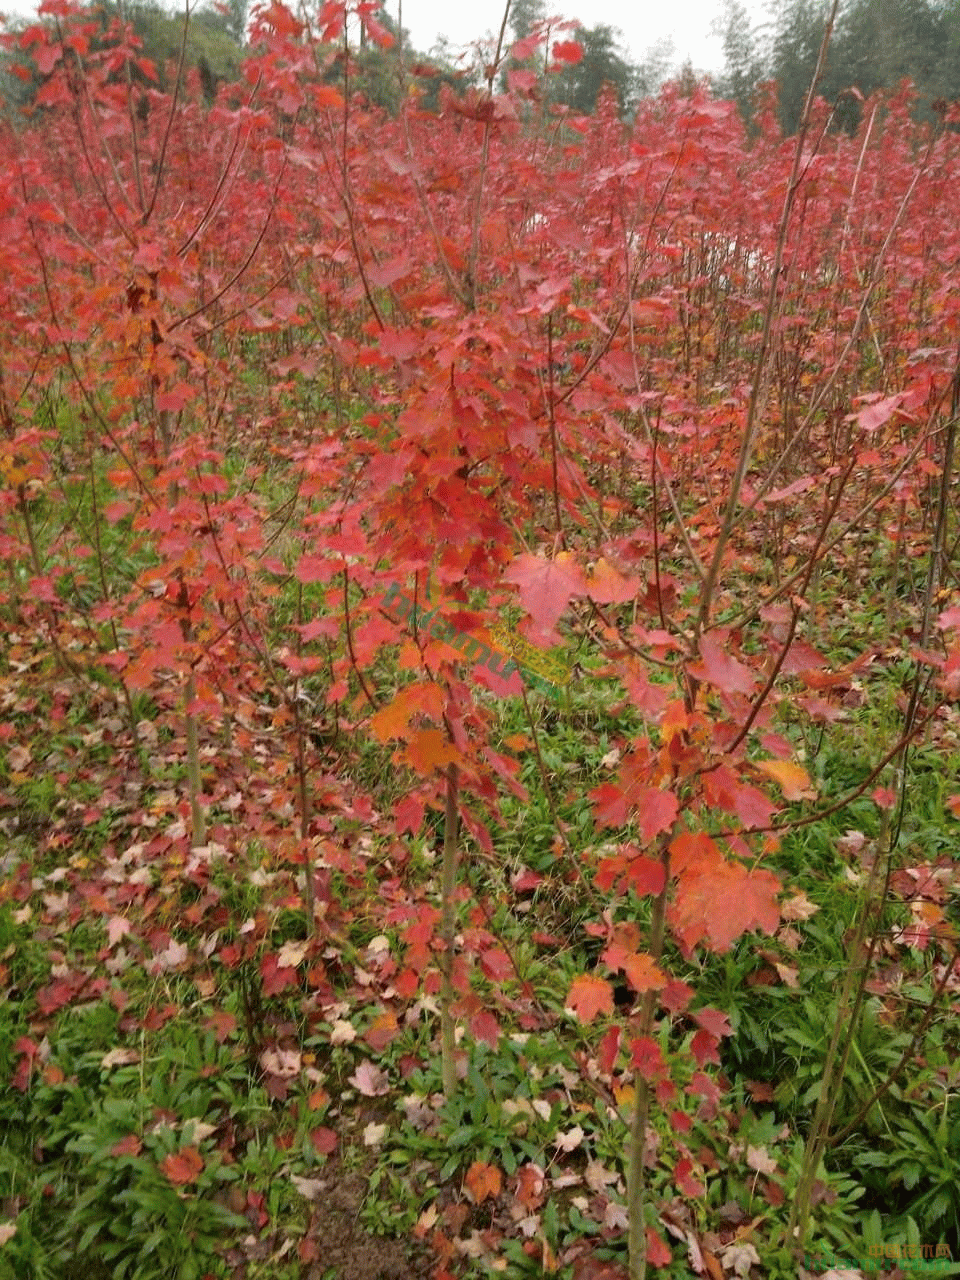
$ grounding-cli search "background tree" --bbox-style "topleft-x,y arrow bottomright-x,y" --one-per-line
717,0 -> 765,124
413,36 -> 475,112
932,0 -> 960,102
550,22 -> 636,115
98,0 -> 246,96
830,0 -> 951,128
509,0 -> 548,41
0,0 -> 245,106
634,34 -> 675,99
218,0 -> 248,45
722,0 -> 960,135
333,3 -> 406,112
770,0 -> 829,135
502,3 -> 645,118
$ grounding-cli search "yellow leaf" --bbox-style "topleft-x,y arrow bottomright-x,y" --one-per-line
755,759 -> 816,801
613,1082 -> 635,1108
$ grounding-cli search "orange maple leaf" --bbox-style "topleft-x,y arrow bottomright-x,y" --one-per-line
581,556 -> 640,604
160,1146 -> 204,1185
399,728 -> 460,773
602,942 -> 667,992
464,1160 -> 502,1204
754,759 -> 817,802
565,973 -> 614,1024
369,683 -> 445,744
670,862 -> 781,954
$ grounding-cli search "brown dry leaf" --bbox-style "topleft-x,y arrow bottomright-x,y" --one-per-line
277,939 -> 309,967
716,1201 -> 749,1225
260,1047 -> 301,1078
554,1125 -> 585,1153
761,1178 -> 785,1208
349,1059 -> 390,1096
329,1019 -> 356,1044
603,1201 -> 629,1231
402,1093 -> 437,1130
584,1159 -> 619,1192
746,1145 -> 778,1175
837,830 -> 867,857
290,1174 -> 326,1201
686,1231 -> 705,1273
154,939 -> 189,970
744,1080 -> 775,1102
101,1047 -> 140,1069
702,1247 -> 724,1280
572,1253 -> 630,1279
515,1162 -> 546,1210
721,1242 -> 760,1276
414,1203 -> 438,1237
363,1121 -> 389,1147
746,965 -> 778,988
454,1230 -> 492,1260
540,1237 -> 559,1272
780,891 -> 819,921
185,1120 -> 218,1143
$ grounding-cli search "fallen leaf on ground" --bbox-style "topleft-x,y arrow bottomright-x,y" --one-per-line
101,1048 -> 139,1069
160,1147 -> 204,1186
349,1060 -> 390,1096
464,1160 -> 502,1203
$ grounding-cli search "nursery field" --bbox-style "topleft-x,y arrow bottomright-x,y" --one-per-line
0,3 -> 959,1278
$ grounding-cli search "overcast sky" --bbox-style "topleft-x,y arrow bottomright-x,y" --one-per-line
397,0 -> 735,73
0,0 -> 769,75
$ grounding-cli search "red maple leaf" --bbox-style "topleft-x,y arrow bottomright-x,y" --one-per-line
111,1134 -> 142,1158
310,1127 -> 338,1154
692,1006 -> 732,1038
630,1036 -> 669,1083
552,39 -> 583,64
503,552 -> 585,638
645,1228 -> 672,1267
688,632 -> 756,695
637,788 -> 679,844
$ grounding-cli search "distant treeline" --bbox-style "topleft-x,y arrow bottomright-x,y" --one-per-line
718,0 -> 960,133
2,0 -> 957,133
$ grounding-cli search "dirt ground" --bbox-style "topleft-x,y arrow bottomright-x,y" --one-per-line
222,1165 -> 433,1280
